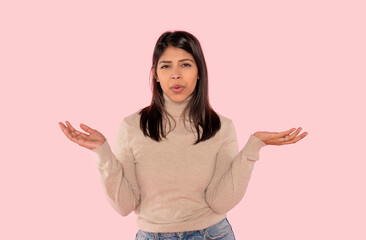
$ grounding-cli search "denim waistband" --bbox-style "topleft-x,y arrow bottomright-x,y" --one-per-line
136,217 -> 234,239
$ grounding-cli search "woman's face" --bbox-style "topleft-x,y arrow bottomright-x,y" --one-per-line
154,46 -> 199,103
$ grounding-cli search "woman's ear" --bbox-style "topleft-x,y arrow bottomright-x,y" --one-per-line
152,67 -> 159,82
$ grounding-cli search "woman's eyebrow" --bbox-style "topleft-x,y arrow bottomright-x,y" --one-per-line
159,58 -> 193,64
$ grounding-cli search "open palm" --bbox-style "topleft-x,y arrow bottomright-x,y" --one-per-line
58,121 -> 106,150
254,127 -> 308,145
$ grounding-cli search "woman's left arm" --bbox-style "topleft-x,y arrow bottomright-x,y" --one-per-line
205,120 -> 308,214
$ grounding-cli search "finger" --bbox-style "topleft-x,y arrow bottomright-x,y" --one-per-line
59,122 -> 71,136
65,121 -> 88,139
65,121 -> 79,139
80,123 -> 95,134
287,127 -> 304,141
66,121 -> 91,136
59,122 -> 74,137
284,132 -> 308,144
273,128 -> 297,139
65,121 -> 89,142
59,122 -> 79,143
59,122 -> 67,131
66,121 -> 77,132
74,129 -> 89,138
276,127 -> 302,144
70,125 -> 89,137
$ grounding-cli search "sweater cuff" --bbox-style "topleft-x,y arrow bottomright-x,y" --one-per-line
242,134 -> 267,161
91,140 -> 112,157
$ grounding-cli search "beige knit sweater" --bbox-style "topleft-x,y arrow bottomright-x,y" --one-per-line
92,92 -> 267,233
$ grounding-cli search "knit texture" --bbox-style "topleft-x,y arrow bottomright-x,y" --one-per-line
92,92 -> 267,233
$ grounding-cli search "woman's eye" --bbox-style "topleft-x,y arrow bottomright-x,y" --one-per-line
160,63 -> 191,69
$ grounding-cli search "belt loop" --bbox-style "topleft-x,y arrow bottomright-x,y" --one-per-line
200,229 -> 204,235
154,232 -> 159,240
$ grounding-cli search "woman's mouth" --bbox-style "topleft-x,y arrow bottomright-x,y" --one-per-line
171,86 -> 185,93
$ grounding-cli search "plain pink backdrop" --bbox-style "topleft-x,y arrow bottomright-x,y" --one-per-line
1,0 -> 365,239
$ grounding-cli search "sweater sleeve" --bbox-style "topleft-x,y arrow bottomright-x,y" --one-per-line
91,119 -> 141,216
205,120 -> 266,214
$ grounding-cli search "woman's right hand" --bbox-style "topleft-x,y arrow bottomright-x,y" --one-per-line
58,121 -> 106,150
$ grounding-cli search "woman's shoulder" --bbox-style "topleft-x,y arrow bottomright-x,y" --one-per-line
216,112 -> 234,127
213,112 -> 237,139
120,110 -> 141,127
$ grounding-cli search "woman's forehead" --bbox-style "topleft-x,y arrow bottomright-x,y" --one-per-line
160,46 -> 193,58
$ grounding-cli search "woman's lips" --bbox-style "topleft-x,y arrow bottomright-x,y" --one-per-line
171,86 -> 185,93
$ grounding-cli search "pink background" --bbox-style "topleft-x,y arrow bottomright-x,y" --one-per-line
1,0 -> 365,239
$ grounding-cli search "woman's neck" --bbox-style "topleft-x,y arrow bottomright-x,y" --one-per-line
163,92 -> 193,117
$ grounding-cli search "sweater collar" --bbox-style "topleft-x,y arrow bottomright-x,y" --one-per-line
163,92 -> 193,117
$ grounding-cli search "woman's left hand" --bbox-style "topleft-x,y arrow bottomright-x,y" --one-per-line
253,127 -> 308,145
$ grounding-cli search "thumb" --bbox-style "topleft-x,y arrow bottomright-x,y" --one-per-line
80,123 -> 94,133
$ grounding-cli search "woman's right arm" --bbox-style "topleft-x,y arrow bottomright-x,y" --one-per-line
92,119 -> 141,217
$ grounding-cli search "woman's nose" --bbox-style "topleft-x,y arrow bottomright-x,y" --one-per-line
170,71 -> 181,79
171,74 -> 181,79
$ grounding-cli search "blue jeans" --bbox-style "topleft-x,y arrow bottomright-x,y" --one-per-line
135,218 -> 236,240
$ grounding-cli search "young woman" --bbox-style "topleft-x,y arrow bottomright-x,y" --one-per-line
59,30 -> 308,240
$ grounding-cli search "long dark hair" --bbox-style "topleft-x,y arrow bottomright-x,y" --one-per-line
138,30 -> 221,145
